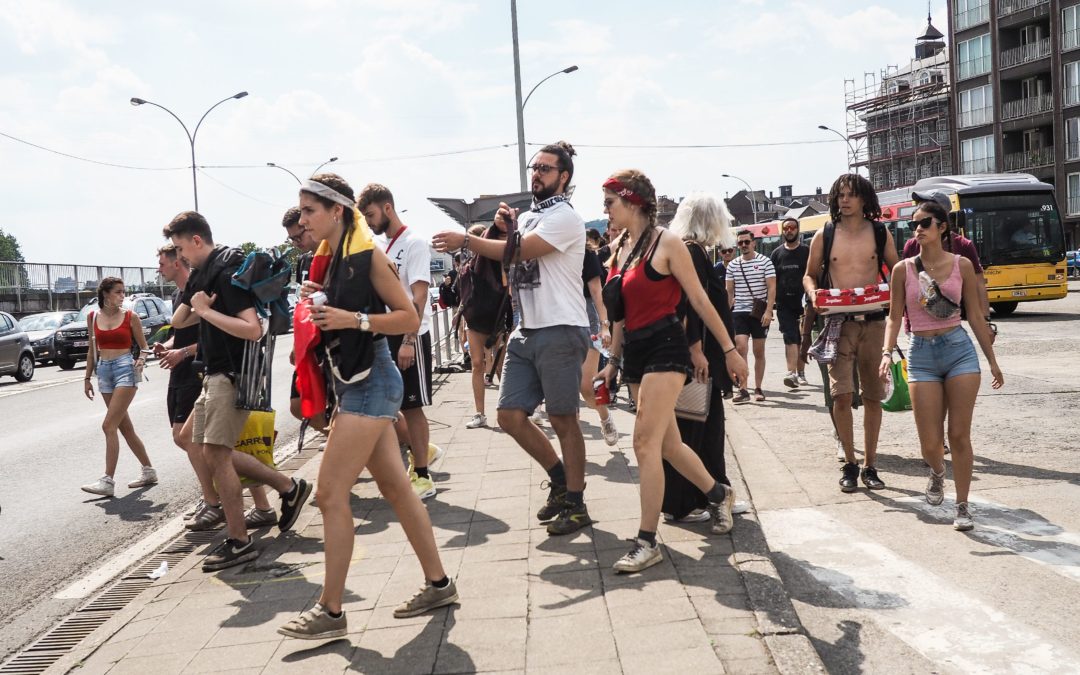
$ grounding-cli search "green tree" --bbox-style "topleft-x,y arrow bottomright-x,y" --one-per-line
238,241 -> 260,256
0,228 -> 25,262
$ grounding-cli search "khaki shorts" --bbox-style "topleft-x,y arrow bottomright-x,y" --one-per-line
828,319 -> 886,402
191,374 -> 251,447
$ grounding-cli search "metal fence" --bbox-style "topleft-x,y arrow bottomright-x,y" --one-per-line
429,305 -> 464,368
0,261 -> 175,316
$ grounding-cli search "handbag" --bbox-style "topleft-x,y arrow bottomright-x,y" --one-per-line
737,259 -> 768,320
602,229 -> 653,323
882,348 -> 912,413
675,377 -> 712,422
234,410 -> 278,485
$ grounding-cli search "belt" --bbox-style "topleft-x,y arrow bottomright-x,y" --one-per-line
624,314 -> 680,343
844,310 -> 887,322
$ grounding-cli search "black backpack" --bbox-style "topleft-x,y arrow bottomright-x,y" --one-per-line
818,220 -> 889,288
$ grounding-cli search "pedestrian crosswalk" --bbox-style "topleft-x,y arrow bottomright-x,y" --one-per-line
759,501 -> 1080,673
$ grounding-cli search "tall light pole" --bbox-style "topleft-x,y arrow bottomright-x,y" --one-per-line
817,124 -> 858,172
267,157 -> 338,184
130,91 -> 248,211
722,173 -> 758,223
313,156 -> 338,175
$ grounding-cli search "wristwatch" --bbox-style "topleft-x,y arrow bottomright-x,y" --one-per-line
354,312 -> 371,331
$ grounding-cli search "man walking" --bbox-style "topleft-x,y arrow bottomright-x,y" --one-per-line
166,211 -> 312,571
770,218 -> 810,388
359,183 -> 442,500
433,141 -> 592,536
726,230 -> 776,403
803,174 -> 898,493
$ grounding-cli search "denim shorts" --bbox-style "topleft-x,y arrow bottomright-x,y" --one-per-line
97,354 -> 137,394
333,339 -> 403,420
907,326 -> 981,383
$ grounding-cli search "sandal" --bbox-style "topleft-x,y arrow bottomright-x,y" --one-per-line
753,388 -> 765,402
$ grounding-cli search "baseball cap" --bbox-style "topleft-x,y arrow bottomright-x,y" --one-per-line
911,190 -> 951,211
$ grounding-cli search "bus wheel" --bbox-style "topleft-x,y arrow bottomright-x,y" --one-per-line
992,301 -> 1018,316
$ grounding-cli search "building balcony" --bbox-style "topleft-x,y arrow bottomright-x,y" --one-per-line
1003,146 -> 1055,171
998,0 -> 1049,19
956,3 -> 990,31
1001,94 -> 1054,121
1065,29 -> 1080,52
1000,37 -> 1051,69
958,106 -> 994,129
961,158 -> 996,174
958,56 -> 992,81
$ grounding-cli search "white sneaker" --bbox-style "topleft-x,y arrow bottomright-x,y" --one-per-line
783,372 -> 798,389
81,476 -> 115,497
465,413 -> 487,429
427,443 -> 445,467
530,408 -> 546,426
128,466 -> 158,489
613,538 -> 663,573
662,509 -> 710,523
797,373 -> 810,386
601,416 -> 619,446
731,501 -> 751,515
953,502 -> 974,531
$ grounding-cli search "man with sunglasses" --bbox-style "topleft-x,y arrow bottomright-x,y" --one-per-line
725,230 -> 776,403
433,141 -> 592,536
770,217 -> 810,388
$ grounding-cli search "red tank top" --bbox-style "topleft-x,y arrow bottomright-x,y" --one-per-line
610,234 -> 682,331
94,310 -> 134,350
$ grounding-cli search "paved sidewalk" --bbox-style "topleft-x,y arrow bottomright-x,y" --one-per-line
53,370 -> 822,674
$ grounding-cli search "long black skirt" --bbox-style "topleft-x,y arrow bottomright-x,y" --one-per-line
661,383 -> 728,519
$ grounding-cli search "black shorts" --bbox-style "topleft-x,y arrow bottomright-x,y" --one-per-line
388,332 -> 433,410
733,312 -> 769,340
775,303 -> 803,345
167,383 -> 202,425
621,317 -> 692,385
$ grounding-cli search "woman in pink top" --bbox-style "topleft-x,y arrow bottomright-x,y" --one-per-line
879,200 -> 1002,532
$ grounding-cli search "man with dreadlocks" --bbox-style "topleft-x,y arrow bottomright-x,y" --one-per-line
804,174 -> 899,494
434,140 -> 593,537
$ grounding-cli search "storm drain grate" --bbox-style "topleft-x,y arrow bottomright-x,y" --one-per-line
0,651 -> 68,674
24,613 -> 111,652
79,578 -> 154,614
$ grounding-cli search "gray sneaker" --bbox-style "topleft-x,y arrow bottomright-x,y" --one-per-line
796,373 -> 810,386
186,503 -> 225,531
601,416 -> 619,446
953,502 -> 974,531
613,538 -> 663,573
244,507 -> 278,529
184,498 -> 205,520
926,468 -> 946,506
707,486 -> 735,534
393,579 -> 459,618
277,603 -> 347,639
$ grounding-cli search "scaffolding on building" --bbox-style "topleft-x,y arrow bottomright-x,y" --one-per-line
845,55 -> 952,192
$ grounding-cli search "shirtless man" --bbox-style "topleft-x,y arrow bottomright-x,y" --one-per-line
804,174 -> 899,493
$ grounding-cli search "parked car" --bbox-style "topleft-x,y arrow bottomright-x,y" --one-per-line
0,310 -> 35,381
17,311 -> 78,365
1068,250 -> 1079,278
53,294 -> 171,370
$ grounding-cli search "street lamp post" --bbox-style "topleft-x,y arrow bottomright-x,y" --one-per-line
313,157 -> 338,175
817,124 -> 858,172
266,157 -> 338,185
130,91 -> 248,211
722,173 -> 758,223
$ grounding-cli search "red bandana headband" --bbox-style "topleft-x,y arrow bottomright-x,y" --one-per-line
602,178 -> 646,206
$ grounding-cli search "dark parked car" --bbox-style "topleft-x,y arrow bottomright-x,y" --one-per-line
0,310 -> 35,382
54,294 -> 171,370
18,311 -> 78,365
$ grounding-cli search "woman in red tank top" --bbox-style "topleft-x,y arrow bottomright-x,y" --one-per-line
596,170 -> 748,574
80,277 -> 156,498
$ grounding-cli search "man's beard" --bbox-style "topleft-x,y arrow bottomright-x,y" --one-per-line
784,232 -> 799,243
532,179 -> 558,202
368,217 -> 389,235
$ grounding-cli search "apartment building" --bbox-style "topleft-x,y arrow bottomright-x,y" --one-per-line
949,0 -> 1080,245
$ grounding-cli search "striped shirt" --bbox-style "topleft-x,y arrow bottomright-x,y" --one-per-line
727,253 -> 775,313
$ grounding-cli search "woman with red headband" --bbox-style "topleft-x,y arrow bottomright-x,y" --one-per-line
597,170 -> 748,574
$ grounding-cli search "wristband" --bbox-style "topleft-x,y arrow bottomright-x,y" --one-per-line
724,346 -> 737,354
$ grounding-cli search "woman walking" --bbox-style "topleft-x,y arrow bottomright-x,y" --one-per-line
663,193 -> 737,523
278,174 -> 457,639
81,278 -> 156,497
880,199 -> 1003,531
597,170 -> 748,573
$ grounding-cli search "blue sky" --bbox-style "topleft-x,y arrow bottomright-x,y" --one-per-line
0,0 -> 945,265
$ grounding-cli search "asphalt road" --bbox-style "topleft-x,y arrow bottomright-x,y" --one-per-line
729,282 -> 1080,673
0,334 -> 301,661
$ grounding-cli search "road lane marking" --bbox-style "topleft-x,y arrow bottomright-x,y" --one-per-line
759,507 -> 1080,673
0,375 -> 85,399
54,515 -> 187,600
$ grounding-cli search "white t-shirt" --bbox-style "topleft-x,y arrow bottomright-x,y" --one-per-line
511,199 -> 588,329
378,226 -> 432,335
727,253 -> 775,314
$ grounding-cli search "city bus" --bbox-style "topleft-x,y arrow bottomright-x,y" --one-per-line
766,174 -> 1066,315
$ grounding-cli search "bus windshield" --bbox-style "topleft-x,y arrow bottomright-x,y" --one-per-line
960,192 -> 1066,265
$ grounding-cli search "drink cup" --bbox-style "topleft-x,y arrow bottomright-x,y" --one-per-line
593,378 -> 611,406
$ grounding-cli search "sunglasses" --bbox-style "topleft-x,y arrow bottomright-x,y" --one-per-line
529,163 -> 560,175
720,248 -> 734,254
782,225 -> 798,231
737,240 -> 752,247
603,198 -> 615,209
908,217 -> 937,231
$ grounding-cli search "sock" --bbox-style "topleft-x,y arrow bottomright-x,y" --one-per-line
565,490 -> 584,506
327,608 -> 343,619
414,466 -> 430,479
706,481 -> 728,504
637,530 -> 657,546
546,462 -> 566,487
431,576 -> 450,589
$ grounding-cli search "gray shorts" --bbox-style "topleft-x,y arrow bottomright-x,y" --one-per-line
497,324 -> 590,416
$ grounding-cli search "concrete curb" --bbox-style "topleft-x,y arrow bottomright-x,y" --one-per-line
726,411 -> 826,675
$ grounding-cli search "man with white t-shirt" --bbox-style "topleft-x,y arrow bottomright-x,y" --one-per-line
725,229 -> 776,403
360,183 -> 442,500
433,141 -> 592,536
